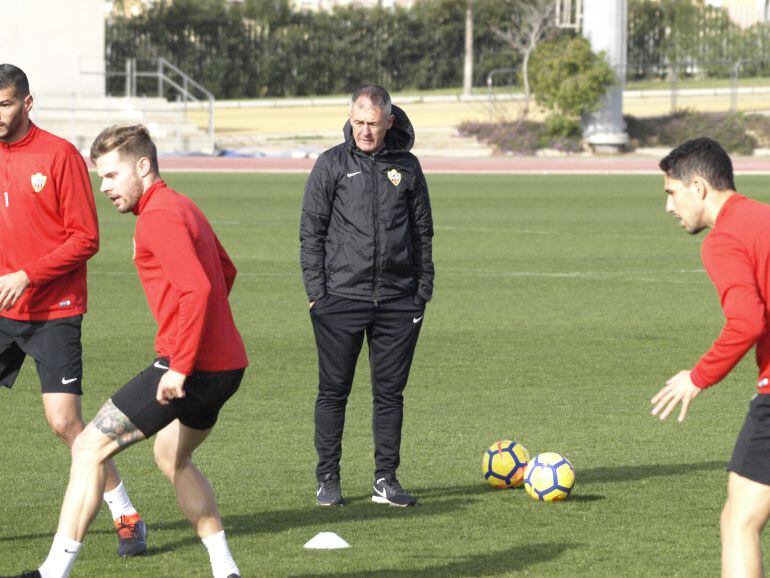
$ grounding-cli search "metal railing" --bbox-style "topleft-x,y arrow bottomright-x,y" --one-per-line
122,58 -> 215,152
486,68 -> 520,121
731,59 -> 770,112
626,59 -> 770,115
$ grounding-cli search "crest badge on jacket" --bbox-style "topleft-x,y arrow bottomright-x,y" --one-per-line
30,172 -> 47,193
387,168 -> 401,187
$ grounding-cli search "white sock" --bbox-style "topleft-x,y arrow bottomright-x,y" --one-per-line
38,533 -> 82,578
103,482 -> 137,519
202,530 -> 239,578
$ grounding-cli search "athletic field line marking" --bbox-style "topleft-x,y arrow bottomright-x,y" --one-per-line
96,270 -> 295,277
443,267 -> 705,280
96,268 -> 704,280
435,225 -> 688,240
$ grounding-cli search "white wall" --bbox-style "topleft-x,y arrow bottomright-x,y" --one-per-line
2,0 -> 105,99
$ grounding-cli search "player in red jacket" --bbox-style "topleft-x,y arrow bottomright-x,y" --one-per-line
3,124 -> 248,578
0,64 -> 146,557
651,137 -> 770,577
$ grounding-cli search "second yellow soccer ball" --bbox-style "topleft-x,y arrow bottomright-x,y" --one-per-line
523,452 -> 575,502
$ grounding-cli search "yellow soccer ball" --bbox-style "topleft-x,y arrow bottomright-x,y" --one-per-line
524,452 -> 575,502
482,440 -> 530,488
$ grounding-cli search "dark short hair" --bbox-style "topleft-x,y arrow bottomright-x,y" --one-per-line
659,137 -> 735,191
351,84 -> 392,116
0,64 -> 30,98
90,124 -> 159,175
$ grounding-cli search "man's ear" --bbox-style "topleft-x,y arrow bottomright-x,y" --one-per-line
23,94 -> 33,114
693,177 -> 709,200
386,114 -> 395,130
136,157 -> 152,178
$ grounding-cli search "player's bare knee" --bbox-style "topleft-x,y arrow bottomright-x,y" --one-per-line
153,441 -> 189,480
152,448 -> 173,479
724,499 -> 765,535
48,414 -> 84,445
71,427 -> 112,466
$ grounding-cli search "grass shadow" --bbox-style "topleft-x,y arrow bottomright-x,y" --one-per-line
567,493 -> 604,502
151,495 -> 477,553
290,542 -> 578,577
579,460 -> 725,484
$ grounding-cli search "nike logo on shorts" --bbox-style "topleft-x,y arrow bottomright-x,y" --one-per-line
154,361 -> 170,370
346,171 -> 362,178
413,316 -> 423,324
61,377 -> 78,385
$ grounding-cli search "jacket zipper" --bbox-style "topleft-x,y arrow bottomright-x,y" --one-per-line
371,155 -> 380,306
1,143 -> 9,209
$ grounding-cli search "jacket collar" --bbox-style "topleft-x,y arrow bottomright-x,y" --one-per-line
0,122 -> 38,150
134,179 -> 166,216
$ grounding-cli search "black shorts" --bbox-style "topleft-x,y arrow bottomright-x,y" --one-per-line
111,358 -> 244,438
0,315 -> 83,394
728,394 -> 770,485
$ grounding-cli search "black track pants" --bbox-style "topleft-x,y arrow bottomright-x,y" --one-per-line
310,294 -> 425,480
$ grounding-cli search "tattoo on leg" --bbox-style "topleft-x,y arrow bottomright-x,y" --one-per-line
93,400 -> 144,447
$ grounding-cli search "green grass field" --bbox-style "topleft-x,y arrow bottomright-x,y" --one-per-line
1,171 -> 768,577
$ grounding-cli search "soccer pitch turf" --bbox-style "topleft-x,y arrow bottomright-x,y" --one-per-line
1,171 -> 768,576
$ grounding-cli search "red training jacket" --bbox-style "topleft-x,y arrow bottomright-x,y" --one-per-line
132,180 -> 248,375
0,123 -> 99,320
691,194 -> 770,393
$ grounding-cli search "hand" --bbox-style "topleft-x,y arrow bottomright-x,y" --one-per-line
651,370 -> 702,422
156,369 -> 187,405
0,270 -> 29,310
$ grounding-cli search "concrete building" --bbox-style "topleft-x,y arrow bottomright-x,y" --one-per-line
6,0 -> 106,99
706,0 -> 770,27
290,0 -> 418,11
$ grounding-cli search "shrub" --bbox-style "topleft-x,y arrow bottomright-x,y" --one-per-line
530,35 -> 616,119
745,114 -> 770,148
625,110 -> 756,155
458,119 -> 583,155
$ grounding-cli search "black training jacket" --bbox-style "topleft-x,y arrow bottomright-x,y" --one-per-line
300,105 -> 434,305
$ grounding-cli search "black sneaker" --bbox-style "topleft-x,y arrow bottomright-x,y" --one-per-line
115,514 -> 147,557
0,571 -> 41,578
316,473 -> 345,506
372,474 -> 417,507
226,575 -> 241,578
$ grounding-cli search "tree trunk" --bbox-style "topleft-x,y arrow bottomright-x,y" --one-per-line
521,48 -> 531,117
463,0 -> 473,96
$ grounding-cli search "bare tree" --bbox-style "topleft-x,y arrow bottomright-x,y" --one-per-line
491,0 -> 556,117
463,0 -> 474,97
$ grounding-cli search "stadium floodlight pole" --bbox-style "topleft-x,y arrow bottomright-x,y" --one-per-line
580,0 -> 628,153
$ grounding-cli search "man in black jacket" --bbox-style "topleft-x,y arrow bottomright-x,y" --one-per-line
300,84 -> 434,507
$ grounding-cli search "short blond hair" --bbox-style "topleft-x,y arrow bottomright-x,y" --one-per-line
90,124 -> 159,175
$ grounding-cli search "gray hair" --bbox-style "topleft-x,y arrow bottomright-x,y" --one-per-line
351,84 -> 392,116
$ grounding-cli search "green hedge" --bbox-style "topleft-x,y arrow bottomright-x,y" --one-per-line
106,0 -> 770,99
106,0 -> 524,98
